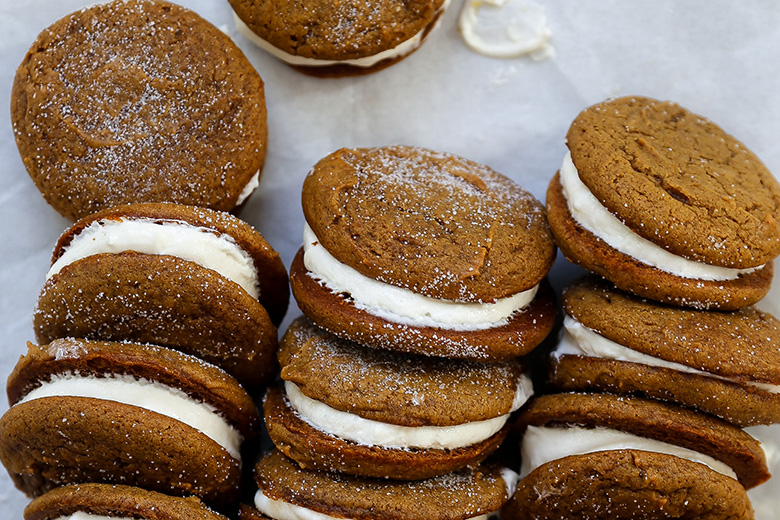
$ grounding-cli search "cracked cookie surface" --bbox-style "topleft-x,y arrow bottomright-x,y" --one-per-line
566,96 -> 780,268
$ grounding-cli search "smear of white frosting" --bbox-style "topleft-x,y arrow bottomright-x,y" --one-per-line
19,373 -> 242,459
520,425 -> 737,480
459,0 -> 554,59
559,151 -> 762,280
285,377 -> 532,450
234,0 -> 451,69
557,315 -> 780,394
236,169 -> 261,205
302,223 -> 538,330
47,218 -> 259,298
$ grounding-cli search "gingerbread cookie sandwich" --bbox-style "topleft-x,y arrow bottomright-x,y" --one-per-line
24,483 -> 228,520
12,0 -> 268,220
546,96 -> 780,310
549,275 -> 780,427
230,0 -> 450,77
505,393 -> 768,519
243,449 -> 517,520
265,317 -> 533,480
0,338 -> 258,506
292,145 -> 556,360
34,203 -> 287,389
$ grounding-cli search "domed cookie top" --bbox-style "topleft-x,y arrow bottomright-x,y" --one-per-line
567,96 -> 780,268
12,0 -> 268,220
230,0 -> 449,76
25,483 -> 228,520
548,96 -> 780,309
550,276 -> 780,426
303,146 -> 554,301
295,145 -> 556,360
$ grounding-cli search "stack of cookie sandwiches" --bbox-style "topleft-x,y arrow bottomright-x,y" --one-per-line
3,0 -> 291,512
0,202 -> 289,511
241,145 -> 559,519
503,96 -> 780,519
229,0 -> 451,77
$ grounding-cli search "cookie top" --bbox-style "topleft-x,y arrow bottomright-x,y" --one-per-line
33,252 -> 279,389
7,338 -> 258,440
514,393 -> 769,489
566,96 -> 780,268
563,276 -> 780,385
254,449 -> 513,520
12,0 -> 267,220
279,317 -> 527,426
25,483 -> 227,520
504,450 -> 755,520
50,203 -> 289,326
230,0 -> 446,61
302,146 -> 555,302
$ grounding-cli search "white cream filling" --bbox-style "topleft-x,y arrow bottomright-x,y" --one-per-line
47,218 -> 259,298
459,0 -> 554,60
234,0 -> 451,69
19,374 -> 242,459
520,425 -> 737,480
559,151 -> 762,281
303,223 -> 538,330
236,169 -> 261,205
254,488 -> 496,520
285,376 -> 532,450
557,315 -> 780,394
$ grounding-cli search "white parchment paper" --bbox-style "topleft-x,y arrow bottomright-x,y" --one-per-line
1,0 -> 779,516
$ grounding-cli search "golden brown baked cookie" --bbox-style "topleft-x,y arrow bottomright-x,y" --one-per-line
294,145 -> 557,360
263,316 -> 530,479
12,0 -> 268,220
25,483 -> 228,520
50,203 -> 289,326
549,276 -> 780,426
250,449 -> 515,520
547,96 -> 780,309
34,252 -> 278,389
514,393 -> 769,490
503,450 -> 755,520
229,0 -> 449,77
0,339 -> 258,506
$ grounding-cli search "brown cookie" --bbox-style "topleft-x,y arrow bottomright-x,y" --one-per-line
294,145 -> 557,359
549,276 -> 780,426
547,96 -> 780,309
34,252 -> 278,389
12,0 -> 268,220
229,0 -> 449,77
250,449 -> 514,520
50,202 -> 289,326
263,316 -> 529,479
514,393 -> 769,490
25,483 -> 228,520
503,450 -> 755,520
547,173 -> 774,309
0,339 -> 259,506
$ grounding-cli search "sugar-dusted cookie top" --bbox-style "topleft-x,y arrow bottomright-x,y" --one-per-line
12,0 -> 267,220
303,145 -> 555,302
567,96 -> 780,268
